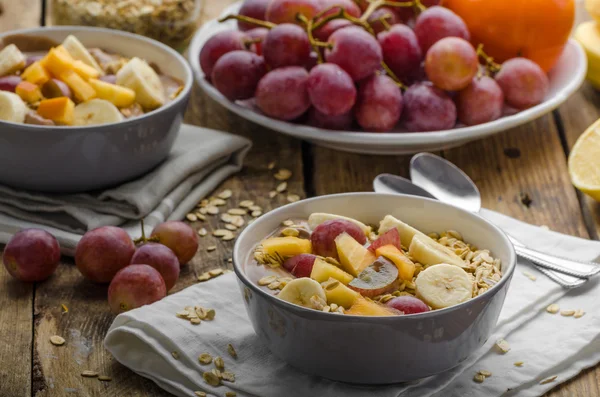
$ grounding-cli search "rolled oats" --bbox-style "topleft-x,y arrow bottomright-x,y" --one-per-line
546,304 -> 560,314
228,208 -> 247,216
560,309 -> 575,317
194,392 -> 207,397
198,228 -> 208,237
197,273 -> 211,282
81,370 -> 99,377
478,370 -> 492,377
206,246 -> 217,252
225,224 -> 238,231
186,213 -> 198,222
252,210 -> 263,218
276,182 -> 288,193
98,375 -> 112,382
50,335 -> 66,346
281,228 -> 299,237
206,206 -> 219,215
274,169 -> 292,180
171,351 -> 179,360
198,353 -> 213,365
214,356 -> 225,371
239,200 -> 254,208
218,189 -> 233,199
221,371 -> 236,382
539,375 -> 557,385
287,194 -> 300,203
495,339 -> 510,354
574,309 -> 586,318
269,191 -> 278,198
227,344 -> 237,359
473,373 -> 485,383
514,361 -> 524,367
203,371 -> 221,386
225,392 -> 237,397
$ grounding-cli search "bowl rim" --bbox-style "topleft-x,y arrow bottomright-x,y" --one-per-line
188,0 -> 587,147
0,25 -> 193,131
233,192 -> 517,321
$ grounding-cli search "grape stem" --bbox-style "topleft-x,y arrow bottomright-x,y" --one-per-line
360,0 -> 415,23
218,14 -> 276,29
133,219 -> 159,245
297,13 -> 327,63
380,62 -> 407,90
243,37 -> 263,50
311,7 -> 374,35
476,44 -> 502,75
378,14 -> 393,31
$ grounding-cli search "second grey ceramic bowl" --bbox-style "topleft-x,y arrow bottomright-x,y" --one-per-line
0,27 -> 193,193
233,193 -> 517,384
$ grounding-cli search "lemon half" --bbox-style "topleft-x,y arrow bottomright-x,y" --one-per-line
569,118 -> 600,201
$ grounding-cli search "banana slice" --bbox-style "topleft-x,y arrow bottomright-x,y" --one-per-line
0,91 -> 28,123
0,44 -> 26,77
277,278 -> 327,308
116,57 -> 165,110
73,99 -> 124,126
62,35 -> 104,74
308,213 -> 371,235
408,234 -> 467,268
378,215 -> 429,248
415,263 -> 473,309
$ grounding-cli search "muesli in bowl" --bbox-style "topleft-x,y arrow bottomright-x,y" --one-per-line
251,213 -> 503,316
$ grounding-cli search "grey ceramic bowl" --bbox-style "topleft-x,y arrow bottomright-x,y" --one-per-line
233,193 -> 517,384
0,26 -> 193,193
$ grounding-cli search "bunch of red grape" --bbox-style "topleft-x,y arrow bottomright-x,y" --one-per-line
2,221 -> 199,314
199,0 -> 550,132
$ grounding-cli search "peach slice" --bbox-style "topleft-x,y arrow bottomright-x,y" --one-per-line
310,257 -> 354,284
346,296 -> 399,316
335,232 -> 375,277
375,245 -> 416,281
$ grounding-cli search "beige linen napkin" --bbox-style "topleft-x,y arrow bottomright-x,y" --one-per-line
0,124 -> 251,255
105,210 -> 600,397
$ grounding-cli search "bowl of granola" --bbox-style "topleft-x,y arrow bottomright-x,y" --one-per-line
0,26 -> 192,192
233,193 -> 516,384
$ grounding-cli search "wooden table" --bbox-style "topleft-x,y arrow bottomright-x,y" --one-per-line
1,0 -> 599,396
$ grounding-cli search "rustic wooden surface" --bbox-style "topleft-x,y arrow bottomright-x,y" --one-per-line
0,0 -> 598,395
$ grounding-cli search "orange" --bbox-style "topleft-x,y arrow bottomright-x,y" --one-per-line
443,0 -> 575,72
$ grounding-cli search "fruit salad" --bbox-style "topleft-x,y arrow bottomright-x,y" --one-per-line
251,213 -> 503,316
199,0 -> 554,132
0,34 -> 184,126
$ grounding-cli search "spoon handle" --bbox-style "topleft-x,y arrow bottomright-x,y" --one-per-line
513,245 -> 600,279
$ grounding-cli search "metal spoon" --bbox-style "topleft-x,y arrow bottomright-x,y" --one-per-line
374,158 -> 597,288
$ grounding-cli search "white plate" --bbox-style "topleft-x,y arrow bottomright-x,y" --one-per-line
189,1 -> 587,155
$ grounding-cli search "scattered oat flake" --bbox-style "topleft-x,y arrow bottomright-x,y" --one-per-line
228,208 -> 247,215
240,200 -> 254,208
176,310 -> 190,318
81,370 -> 98,378
282,220 -> 294,226
276,182 -> 288,193
207,246 -> 217,252
171,351 -> 179,360
222,233 -> 235,241
218,189 -> 232,199
194,392 -> 207,397
478,370 -> 492,377
199,353 -> 213,365
249,205 -> 262,212
221,371 -> 236,382
522,271 -> 537,281
213,229 -> 230,237
207,206 -> 219,215
574,309 -> 586,318
50,335 -> 65,346
251,210 -> 262,217
287,194 -> 300,203
203,371 -> 221,386
275,168 -> 292,181
282,227 -> 299,237
546,304 -> 560,314
514,361 -> 524,367
61,304 -> 69,313
214,356 -> 225,370
226,392 -> 237,397
190,318 -> 201,325
473,373 -> 485,383
225,224 -> 237,231
495,339 -> 510,354
211,198 -> 226,206
98,376 -> 112,382
269,190 -> 278,198
540,375 -> 557,385
267,161 -> 276,170
259,275 -> 277,285
227,344 -> 237,359
209,268 -> 224,277
197,273 -> 211,282
205,309 -> 216,320
186,213 -> 198,222
198,228 -> 207,237
195,213 -> 206,221
561,309 -> 575,317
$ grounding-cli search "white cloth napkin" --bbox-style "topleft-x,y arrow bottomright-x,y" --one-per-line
0,124 -> 251,255
104,210 -> 600,397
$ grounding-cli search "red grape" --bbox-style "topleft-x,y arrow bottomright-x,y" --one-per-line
305,52 -> 319,71
263,23 -> 311,68
238,0 -> 271,31
246,27 -> 269,56
325,26 -> 383,81
99,74 -> 117,84
386,296 -> 430,314
307,63 -> 356,116
199,30 -> 247,77
313,19 -> 352,42
283,254 -> 318,277
25,55 -> 45,68
108,265 -> 166,314
0,75 -> 22,92
41,78 -> 72,99
256,66 -> 311,120
319,0 -> 361,17
354,74 -> 403,132
130,243 -> 180,291
367,7 -> 400,35
75,226 -> 136,283
3,229 -> 60,282
378,24 -> 422,82
368,228 -> 401,253
266,0 -> 321,24
307,107 -> 354,130
151,221 -> 199,265
402,82 -> 456,132
212,51 -> 266,101
414,6 -> 470,53
311,219 -> 366,259
396,0 -> 440,23
457,76 -> 504,126
494,57 -> 549,110
425,37 -> 478,91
